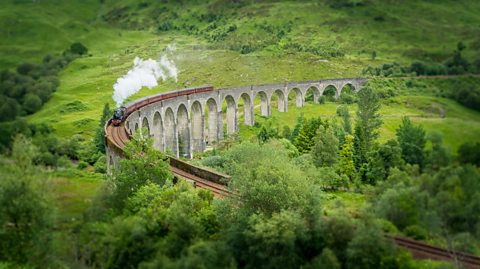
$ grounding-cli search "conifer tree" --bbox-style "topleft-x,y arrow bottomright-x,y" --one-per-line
95,103 -> 111,153
396,117 -> 426,168
294,117 -> 324,153
353,87 -> 382,169
312,125 -> 338,167
339,134 -> 356,181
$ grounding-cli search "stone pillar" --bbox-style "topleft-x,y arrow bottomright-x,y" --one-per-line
278,92 -> 287,112
296,92 -> 304,107
244,98 -> 254,126
313,90 -> 320,104
216,110 -> 224,142
226,105 -> 238,135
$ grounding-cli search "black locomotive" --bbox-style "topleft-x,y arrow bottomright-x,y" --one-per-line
112,106 -> 127,126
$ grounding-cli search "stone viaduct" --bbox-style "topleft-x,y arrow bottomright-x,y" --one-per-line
123,78 -> 367,158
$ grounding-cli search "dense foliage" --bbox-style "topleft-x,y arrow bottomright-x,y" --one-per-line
0,43 -> 88,122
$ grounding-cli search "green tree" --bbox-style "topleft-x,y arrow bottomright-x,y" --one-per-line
307,248 -> 340,269
257,119 -> 279,144
346,223 -> 412,269
294,117 -> 324,153
0,135 -> 54,267
339,134 -> 356,181
353,86 -> 382,169
110,132 -> 173,212
95,103 -> 111,153
396,117 -> 426,168
364,139 -> 404,184
312,125 -> 338,167
289,113 -> 304,142
337,105 -> 352,134
69,42 -> 88,55
22,93 -> 42,114
457,142 -> 480,166
425,132 -> 450,171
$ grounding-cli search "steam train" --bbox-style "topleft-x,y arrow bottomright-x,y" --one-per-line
112,106 -> 127,126
111,86 -> 214,126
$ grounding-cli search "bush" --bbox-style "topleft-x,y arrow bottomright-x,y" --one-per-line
457,142 -> 480,166
404,225 -> 428,240
77,161 -> 88,170
68,42 -> 88,56
22,94 -> 42,114
94,155 -> 106,173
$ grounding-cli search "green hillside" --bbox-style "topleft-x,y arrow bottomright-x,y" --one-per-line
2,1 -> 476,147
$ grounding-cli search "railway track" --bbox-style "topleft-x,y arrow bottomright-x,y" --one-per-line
106,121 -> 480,268
387,235 -> 480,269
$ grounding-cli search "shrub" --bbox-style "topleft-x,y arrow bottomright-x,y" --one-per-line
94,155 -> 106,173
22,94 -> 42,114
404,225 -> 428,240
68,42 -> 88,56
77,161 -> 88,170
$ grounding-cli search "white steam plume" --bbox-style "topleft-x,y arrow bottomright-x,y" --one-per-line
112,45 -> 178,107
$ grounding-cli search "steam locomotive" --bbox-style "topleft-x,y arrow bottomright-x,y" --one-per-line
111,86 -> 214,127
112,106 -> 127,126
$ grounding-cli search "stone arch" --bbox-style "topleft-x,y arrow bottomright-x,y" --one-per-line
322,85 -> 337,102
206,98 -> 219,144
153,111 -> 164,151
164,107 -> 177,155
223,95 -> 237,136
142,117 -> 151,138
254,91 -> 269,116
305,86 -> 320,104
339,83 -> 356,103
191,101 -> 204,153
271,89 -> 286,112
177,104 -> 191,158
288,88 -> 304,107
240,93 -> 254,126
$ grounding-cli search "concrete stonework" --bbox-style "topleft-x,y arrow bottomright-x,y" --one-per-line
122,78 -> 366,158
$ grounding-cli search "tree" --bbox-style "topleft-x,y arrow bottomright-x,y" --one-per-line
364,139 -> 404,184
257,119 -> 279,144
294,117 -> 324,153
289,113 -> 304,142
396,117 -> 426,168
312,125 -> 338,167
457,142 -> 480,166
339,134 -> 356,181
95,103 -> 111,153
353,87 -> 382,169
425,132 -> 450,171
0,96 -> 21,122
346,223 -> 412,269
0,135 -> 54,266
69,42 -> 88,56
337,105 -> 352,134
22,93 -> 42,114
110,132 -> 173,212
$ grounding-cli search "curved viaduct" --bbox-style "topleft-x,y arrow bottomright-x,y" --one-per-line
116,78 -> 366,160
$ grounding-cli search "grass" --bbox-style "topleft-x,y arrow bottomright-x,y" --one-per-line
50,168 -> 103,228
